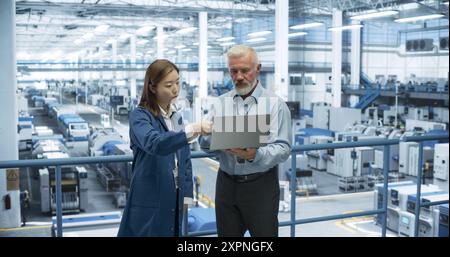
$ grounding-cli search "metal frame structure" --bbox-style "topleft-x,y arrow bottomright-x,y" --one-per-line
0,133 -> 448,237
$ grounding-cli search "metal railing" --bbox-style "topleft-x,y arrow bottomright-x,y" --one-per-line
0,134 -> 448,237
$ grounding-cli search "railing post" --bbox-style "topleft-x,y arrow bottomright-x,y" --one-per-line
381,145 -> 390,237
182,206 -> 188,237
414,142 -> 424,237
55,165 -> 63,237
290,151 -> 297,237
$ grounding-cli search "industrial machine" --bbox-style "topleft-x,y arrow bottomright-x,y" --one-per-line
405,107 -> 429,121
405,119 -> 447,132
313,106 -> 361,132
294,128 -> 333,147
363,106 -> 380,124
57,113 -> 89,152
278,154 -> 308,181
433,143 -> 449,191
39,160 -> 88,214
89,128 -> 125,156
88,128 -> 129,207
110,87 -> 130,115
335,147 -> 374,192
399,141 -> 418,176
306,135 -> 333,171
32,139 -> 67,159
374,181 -> 415,225
386,184 -> 440,232
334,147 -> 374,178
399,192 -> 449,237
18,112 -> 34,151
34,126 -> 54,137
408,145 -> 434,177
438,204 -> 448,237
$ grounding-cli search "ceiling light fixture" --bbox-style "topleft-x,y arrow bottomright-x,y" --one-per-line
219,41 -> 235,46
350,10 -> 399,20
394,14 -> 444,23
288,32 -> 308,37
176,27 -> 198,34
246,37 -> 266,43
328,24 -> 363,31
216,36 -> 235,42
247,30 -> 272,37
290,22 -> 323,30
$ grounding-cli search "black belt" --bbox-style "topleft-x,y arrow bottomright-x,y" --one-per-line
220,166 -> 277,183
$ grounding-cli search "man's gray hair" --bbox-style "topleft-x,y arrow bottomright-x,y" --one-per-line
227,44 -> 259,65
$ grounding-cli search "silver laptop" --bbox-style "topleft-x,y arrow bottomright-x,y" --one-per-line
209,114 -> 270,151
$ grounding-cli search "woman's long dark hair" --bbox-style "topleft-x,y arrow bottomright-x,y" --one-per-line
139,59 -> 179,117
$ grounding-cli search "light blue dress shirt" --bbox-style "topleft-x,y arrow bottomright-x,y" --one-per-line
199,81 -> 292,175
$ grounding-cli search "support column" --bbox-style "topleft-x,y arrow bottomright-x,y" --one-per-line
157,26 -> 165,59
274,0 -> 289,100
111,40 -> 117,88
199,12 -> 208,98
130,35 -> 136,101
350,20 -> 361,107
331,8 -> 342,107
0,0 -> 21,229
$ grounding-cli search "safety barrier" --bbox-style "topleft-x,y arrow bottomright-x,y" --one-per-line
0,134 -> 448,237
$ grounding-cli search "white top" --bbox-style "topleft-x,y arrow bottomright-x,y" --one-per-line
159,104 -> 195,206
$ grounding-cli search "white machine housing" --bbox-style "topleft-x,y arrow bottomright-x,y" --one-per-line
334,147 -> 374,177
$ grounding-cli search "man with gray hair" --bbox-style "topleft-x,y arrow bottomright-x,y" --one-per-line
200,45 -> 292,237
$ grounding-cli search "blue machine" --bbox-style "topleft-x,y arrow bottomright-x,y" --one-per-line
439,204 -> 448,237
294,128 -> 334,148
187,208 -> 216,233
51,211 -> 122,237
406,191 -> 447,214
101,140 -> 124,155
300,109 -> 313,118
423,130 -> 449,148
62,117 -> 86,127
58,113 -> 80,122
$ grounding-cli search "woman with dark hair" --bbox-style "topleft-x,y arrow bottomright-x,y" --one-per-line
117,59 -> 211,237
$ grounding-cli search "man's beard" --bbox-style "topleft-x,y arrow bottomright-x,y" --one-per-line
235,80 -> 255,96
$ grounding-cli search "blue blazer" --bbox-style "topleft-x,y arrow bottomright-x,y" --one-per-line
117,107 -> 193,237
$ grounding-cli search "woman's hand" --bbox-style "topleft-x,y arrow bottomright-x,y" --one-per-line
192,120 -> 213,136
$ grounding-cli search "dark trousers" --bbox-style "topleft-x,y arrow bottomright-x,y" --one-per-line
215,167 -> 279,237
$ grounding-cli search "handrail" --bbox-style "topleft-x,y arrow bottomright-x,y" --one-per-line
0,133 -> 448,237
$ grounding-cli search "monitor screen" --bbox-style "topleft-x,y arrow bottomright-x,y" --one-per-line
286,101 -> 300,120
110,95 -> 124,106
401,216 -> 410,225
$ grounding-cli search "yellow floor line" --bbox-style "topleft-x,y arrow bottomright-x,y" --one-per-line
333,210 -> 376,233
193,192 -> 215,208
334,220 -> 356,233
341,210 -> 373,222
0,225 -> 51,232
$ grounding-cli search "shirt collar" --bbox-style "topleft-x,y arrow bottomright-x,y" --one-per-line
232,80 -> 262,103
159,103 -> 177,119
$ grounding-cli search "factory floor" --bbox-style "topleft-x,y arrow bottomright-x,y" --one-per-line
2,98 -> 401,237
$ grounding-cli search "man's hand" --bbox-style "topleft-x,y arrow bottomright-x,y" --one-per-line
191,120 -> 213,136
226,148 -> 257,161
